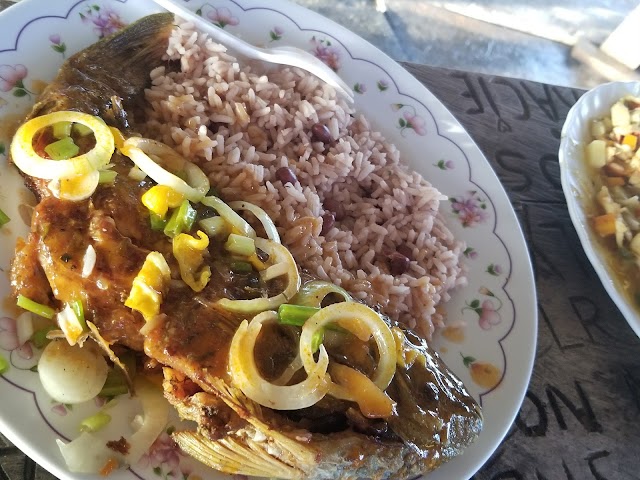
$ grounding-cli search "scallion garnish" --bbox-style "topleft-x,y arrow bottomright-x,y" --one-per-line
44,136 -> 79,160
72,122 -> 93,137
150,213 -> 167,231
230,260 -> 253,274
79,411 -> 111,433
164,199 -> 196,238
98,170 -> 117,184
52,121 -> 72,139
0,354 -> 8,374
0,208 -> 9,227
31,325 -> 56,349
69,300 -> 87,330
224,233 -> 256,257
16,295 -> 55,319
311,330 -> 325,353
277,304 -> 320,326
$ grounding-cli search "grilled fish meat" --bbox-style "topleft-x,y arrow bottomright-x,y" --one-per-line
10,13 -> 482,480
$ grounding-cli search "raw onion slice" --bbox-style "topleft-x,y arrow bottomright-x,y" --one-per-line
57,432 -> 116,473
48,170 -> 100,201
201,196 -> 256,239
11,111 -> 114,179
229,311 -> 330,410
120,137 -> 209,202
228,200 -> 280,243
299,302 -> 397,394
126,378 -> 170,464
216,238 -> 300,313
291,280 -> 353,308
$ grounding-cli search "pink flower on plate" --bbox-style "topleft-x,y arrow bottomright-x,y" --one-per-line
0,316 -> 33,359
0,64 -> 27,92
401,111 -> 427,136
462,287 -> 503,330
80,5 -> 126,38
207,7 -> 239,28
138,432 -> 184,477
450,191 -> 489,228
478,299 -> 501,330
310,37 -> 341,71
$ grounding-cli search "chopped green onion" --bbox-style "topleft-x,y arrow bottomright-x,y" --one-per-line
150,213 -> 167,231
0,208 -> 9,227
311,330 -> 324,353
199,216 -> 229,239
44,136 -> 79,160
31,325 -> 56,349
0,354 -> 8,374
79,411 -> 111,433
224,233 -> 256,257
230,261 -> 253,274
98,170 -> 117,184
99,368 -> 129,398
69,300 -> 87,330
278,304 -> 320,326
16,295 -> 55,319
73,122 -> 93,137
164,199 -> 196,238
52,121 -> 72,139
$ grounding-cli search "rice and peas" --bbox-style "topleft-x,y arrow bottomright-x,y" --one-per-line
143,22 -> 466,337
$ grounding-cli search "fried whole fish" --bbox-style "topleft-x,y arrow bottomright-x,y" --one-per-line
10,13 -> 482,480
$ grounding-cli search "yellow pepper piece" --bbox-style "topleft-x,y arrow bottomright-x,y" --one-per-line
141,185 -> 185,218
125,252 -> 171,321
623,134 -> 638,150
173,230 -> 212,292
109,127 -> 126,150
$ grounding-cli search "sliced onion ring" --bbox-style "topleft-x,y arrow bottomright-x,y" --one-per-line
228,200 -> 280,243
291,280 -> 352,308
229,311 -> 330,410
299,302 -> 397,396
120,137 -> 209,202
216,238 -> 300,313
11,111 -> 114,179
48,170 -> 100,201
201,196 -> 255,239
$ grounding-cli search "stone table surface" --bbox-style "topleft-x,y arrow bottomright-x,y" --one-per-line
1,3 -> 640,480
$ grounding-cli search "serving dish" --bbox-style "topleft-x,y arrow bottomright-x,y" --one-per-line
560,81 -> 640,338
0,0 -> 537,479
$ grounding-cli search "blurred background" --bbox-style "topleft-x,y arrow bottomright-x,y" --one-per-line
293,0 -> 640,89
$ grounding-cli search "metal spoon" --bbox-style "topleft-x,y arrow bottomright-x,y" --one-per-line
150,0 -> 354,102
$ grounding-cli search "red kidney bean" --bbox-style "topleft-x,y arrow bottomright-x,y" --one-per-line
311,123 -> 333,144
396,244 -> 414,261
388,252 -> 410,275
323,197 -> 345,221
276,166 -> 297,185
320,212 -> 335,235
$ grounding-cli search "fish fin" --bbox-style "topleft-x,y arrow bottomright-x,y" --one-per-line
173,430 -> 304,479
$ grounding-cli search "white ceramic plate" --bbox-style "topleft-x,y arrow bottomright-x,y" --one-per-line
0,1 -> 537,479
560,81 -> 640,337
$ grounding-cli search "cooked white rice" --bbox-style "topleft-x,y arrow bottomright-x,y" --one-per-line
143,22 -> 467,337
